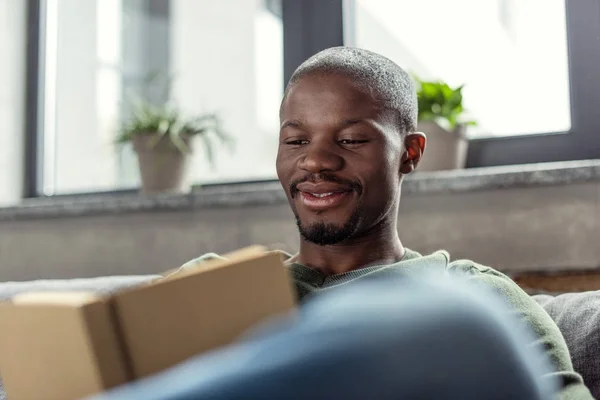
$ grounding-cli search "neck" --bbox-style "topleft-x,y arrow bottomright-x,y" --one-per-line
296,220 -> 404,276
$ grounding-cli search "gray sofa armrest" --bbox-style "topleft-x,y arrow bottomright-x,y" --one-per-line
534,291 -> 600,399
0,275 -> 160,301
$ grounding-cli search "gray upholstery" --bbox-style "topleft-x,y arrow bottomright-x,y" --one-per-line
534,291 -> 600,398
0,275 -> 159,300
0,277 -> 598,399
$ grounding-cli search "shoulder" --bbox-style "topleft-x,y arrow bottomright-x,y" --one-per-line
448,258 -> 585,391
447,258 -> 550,326
447,259 -> 534,302
448,258 -> 594,397
447,259 -> 516,293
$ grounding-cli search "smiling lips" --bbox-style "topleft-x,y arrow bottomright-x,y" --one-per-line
295,183 -> 353,211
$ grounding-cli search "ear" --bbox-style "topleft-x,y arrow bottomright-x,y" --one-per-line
400,132 -> 426,174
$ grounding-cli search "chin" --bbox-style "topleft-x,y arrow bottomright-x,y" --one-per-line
295,207 -> 364,246
298,210 -> 348,228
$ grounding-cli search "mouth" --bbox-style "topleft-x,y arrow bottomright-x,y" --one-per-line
291,178 -> 360,212
297,189 -> 353,211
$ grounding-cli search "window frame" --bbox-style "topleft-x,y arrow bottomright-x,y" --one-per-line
24,0 -> 44,198
24,0 -> 600,197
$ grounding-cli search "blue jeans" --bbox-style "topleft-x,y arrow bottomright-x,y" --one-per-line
91,273 -> 557,400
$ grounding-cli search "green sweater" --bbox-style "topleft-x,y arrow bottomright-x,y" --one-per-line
181,248 -> 593,399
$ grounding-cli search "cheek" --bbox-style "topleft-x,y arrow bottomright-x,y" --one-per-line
364,151 -> 400,201
275,152 -> 295,187
375,143 -> 402,178
275,151 -> 286,179
385,139 -> 403,173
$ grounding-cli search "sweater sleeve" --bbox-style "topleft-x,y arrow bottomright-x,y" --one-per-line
449,261 -> 593,400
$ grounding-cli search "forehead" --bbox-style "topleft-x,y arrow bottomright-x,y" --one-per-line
280,74 -> 383,122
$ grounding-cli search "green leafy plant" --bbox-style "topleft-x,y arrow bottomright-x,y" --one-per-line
414,76 -> 476,131
116,72 -> 232,167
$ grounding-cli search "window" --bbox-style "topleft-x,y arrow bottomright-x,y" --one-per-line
24,0 -> 600,195
38,0 -> 283,195
348,0 -> 571,138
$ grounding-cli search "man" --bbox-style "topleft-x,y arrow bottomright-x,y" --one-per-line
96,47 -> 592,399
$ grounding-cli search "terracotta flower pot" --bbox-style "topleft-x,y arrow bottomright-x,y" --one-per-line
415,121 -> 468,172
132,134 -> 191,194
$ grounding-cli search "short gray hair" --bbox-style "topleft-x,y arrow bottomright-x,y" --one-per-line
285,46 -> 417,133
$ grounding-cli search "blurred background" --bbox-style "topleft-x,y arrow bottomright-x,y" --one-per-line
1,0 -> 576,197
0,0 -> 599,291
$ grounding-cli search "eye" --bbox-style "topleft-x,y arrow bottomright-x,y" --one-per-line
339,139 -> 368,145
285,139 -> 309,146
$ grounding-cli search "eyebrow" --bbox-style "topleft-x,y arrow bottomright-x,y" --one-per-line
342,118 -> 365,126
280,120 -> 302,129
281,118 -> 367,129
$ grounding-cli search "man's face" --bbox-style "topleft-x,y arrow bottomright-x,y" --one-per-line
276,73 -> 404,246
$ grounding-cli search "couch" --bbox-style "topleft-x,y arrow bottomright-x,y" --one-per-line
0,276 -> 598,400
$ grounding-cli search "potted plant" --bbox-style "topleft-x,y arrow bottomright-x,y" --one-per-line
414,77 -> 476,171
117,99 -> 230,194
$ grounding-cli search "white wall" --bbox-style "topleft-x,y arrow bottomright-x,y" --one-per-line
0,0 -> 26,205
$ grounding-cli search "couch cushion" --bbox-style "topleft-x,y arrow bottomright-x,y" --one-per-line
534,291 -> 600,398
0,275 -> 159,400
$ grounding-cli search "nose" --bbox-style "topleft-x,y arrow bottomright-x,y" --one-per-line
298,139 -> 344,174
